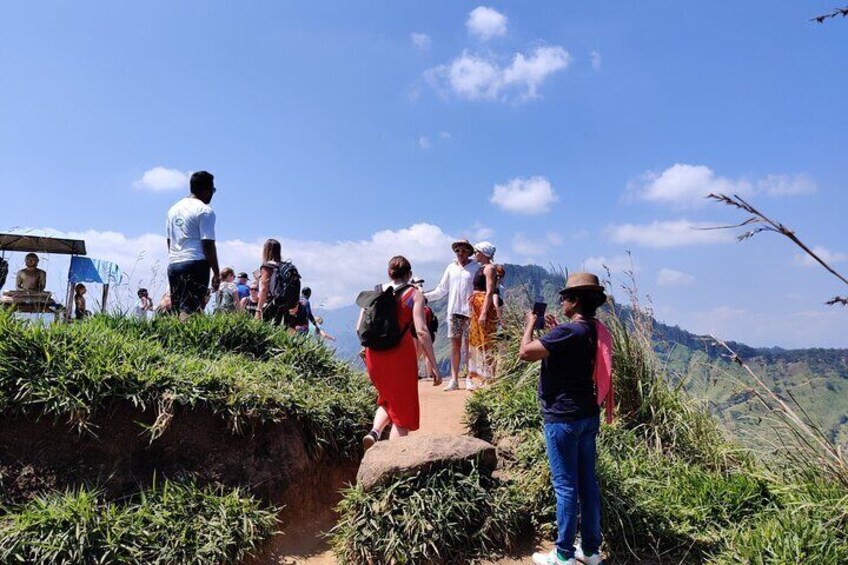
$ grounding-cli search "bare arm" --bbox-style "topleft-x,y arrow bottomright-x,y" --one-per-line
519,312 -> 551,362
256,266 -> 271,320
413,290 -> 441,378
479,264 -> 495,323
201,240 -> 220,290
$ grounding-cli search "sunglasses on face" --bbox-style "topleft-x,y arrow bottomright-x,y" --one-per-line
559,293 -> 577,304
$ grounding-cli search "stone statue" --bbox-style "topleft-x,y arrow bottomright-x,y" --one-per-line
15,253 -> 47,292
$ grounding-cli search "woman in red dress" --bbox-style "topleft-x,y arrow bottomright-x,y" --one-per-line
360,256 -> 442,449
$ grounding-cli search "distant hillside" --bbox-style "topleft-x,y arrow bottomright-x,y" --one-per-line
320,263 -> 847,446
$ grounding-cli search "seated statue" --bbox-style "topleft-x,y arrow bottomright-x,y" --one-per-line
15,253 -> 47,292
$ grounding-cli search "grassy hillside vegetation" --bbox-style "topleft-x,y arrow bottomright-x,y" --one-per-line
464,301 -> 848,563
0,311 -> 374,563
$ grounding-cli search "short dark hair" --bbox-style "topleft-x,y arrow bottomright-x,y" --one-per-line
190,171 -> 215,195
138,288 -> 148,296
388,256 -> 412,281
302,287 -> 312,298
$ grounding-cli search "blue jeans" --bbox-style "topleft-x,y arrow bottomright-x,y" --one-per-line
544,415 -> 602,558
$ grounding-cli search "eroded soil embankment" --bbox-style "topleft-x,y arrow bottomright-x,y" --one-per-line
0,401 -> 358,530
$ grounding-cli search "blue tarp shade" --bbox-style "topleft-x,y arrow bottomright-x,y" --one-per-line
68,257 -> 123,285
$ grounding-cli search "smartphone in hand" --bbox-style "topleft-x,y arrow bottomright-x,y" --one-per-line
532,302 -> 547,330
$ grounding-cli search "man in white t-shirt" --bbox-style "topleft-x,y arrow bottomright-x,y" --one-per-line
425,239 -> 478,391
165,170 -> 220,318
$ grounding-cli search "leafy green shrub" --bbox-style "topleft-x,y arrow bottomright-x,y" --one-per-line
331,465 -> 524,564
0,480 -> 278,564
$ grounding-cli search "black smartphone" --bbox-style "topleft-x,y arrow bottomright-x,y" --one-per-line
532,302 -> 547,329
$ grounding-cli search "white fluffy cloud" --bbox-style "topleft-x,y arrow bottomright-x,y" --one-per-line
426,46 -> 570,102
466,6 -> 508,40
590,50 -> 602,71
490,176 -> 558,215
418,136 -> 432,149
581,255 -> 635,275
512,233 -> 546,257
795,245 -> 847,268
133,167 -> 191,192
607,220 -> 732,248
657,267 -> 695,287
23,224 -> 461,311
758,173 -> 817,196
411,32 -> 432,50
628,164 -> 750,208
628,164 -> 818,207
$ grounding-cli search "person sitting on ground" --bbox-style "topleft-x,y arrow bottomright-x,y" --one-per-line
134,288 -> 153,320
359,256 -> 442,449
73,283 -> 91,320
15,253 -> 47,292
235,272 -> 250,301
521,272 -> 607,565
215,267 -> 241,313
240,282 -> 260,318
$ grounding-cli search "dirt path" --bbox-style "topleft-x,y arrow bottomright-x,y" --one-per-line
253,379 -> 550,564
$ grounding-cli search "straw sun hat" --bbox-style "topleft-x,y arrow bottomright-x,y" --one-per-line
451,239 -> 474,253
558,272 -> 605,294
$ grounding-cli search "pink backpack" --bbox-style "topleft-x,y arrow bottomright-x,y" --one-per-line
593,320 -> 614,423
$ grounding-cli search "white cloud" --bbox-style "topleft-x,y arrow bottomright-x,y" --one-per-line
795,245 -> 847,268
512,233 -> 546,257
607,220 -> 733,248
581,255 -> 634,275
411,32 -> 432,50
22,224 -> 462,312
657,268 -> 695,287
466,6 -> 508,40
490,176 -> 558,215
418,136 -> 432,149
628,164 -> 750,208
439,131 -> 451,139
133,167 -> 191,192
546,231 -> 564,246
758,173 -> 817,196
425,46 -> 570,102
590,50 -> 602,71
469,222 -> 495,241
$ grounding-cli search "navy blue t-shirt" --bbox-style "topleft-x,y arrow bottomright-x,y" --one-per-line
538,320 -> 600,423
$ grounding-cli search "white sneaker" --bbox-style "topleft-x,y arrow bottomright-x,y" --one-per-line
443,379 -> 458,391
465,379 -> 476,391
575,544 -> 603,565
532,549 -> 576,565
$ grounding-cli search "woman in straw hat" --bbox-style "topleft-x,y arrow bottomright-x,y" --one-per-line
468,241 -> 498,385
520,272 -> 608,565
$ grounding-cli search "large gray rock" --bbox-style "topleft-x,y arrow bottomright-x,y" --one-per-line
356,433 -> 497,492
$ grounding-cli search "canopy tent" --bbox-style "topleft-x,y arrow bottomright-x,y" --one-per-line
67,257 -> 123,318
0,233 -> 87,256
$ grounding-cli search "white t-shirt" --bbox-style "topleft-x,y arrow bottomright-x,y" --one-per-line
134,298 -> 151,320
166,197 -> 216,264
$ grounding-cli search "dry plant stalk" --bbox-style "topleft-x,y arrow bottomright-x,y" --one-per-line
705,193 -> 848,306
710,334 -> 848,486
810,6 -> 848,23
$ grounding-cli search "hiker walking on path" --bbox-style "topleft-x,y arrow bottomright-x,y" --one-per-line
520,272 -> 609,565
359,256 -> 441,449
215,267 -> 241,313
425,239 -> 477,391
165,170 -> 220,319
255,238 -> 301,326
468,241 -> 498,385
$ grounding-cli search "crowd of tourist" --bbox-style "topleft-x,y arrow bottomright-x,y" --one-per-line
157,169 -> 608,563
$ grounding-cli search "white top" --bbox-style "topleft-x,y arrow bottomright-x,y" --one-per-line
133,298 -> 152,320
166,197 -> 216,264
425,260 -> 477,317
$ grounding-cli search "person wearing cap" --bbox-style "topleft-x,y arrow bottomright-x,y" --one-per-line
520,273 -> 608,565
468,241 -> 498,386
235,272 -> 250,301
166,170 -> 220,319
425,239 -> 478,391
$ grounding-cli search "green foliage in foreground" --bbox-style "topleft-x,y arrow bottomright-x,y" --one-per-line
331,465 -> 526,565
0,312 -> 373,458
0,480 -> 278,565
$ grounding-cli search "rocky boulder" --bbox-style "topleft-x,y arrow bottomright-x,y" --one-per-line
356,433 -> 497,492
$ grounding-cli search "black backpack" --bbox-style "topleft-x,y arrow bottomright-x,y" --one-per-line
267,261 -> 301,309
356,284 -> 412,350
426,306 -> 438,339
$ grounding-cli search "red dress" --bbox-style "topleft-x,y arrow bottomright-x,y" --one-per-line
364,286 -> 420,430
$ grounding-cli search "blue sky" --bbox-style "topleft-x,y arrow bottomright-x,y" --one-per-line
2,1 -> 846,347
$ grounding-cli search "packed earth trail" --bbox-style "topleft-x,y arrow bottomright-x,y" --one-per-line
252,379 -> 555,564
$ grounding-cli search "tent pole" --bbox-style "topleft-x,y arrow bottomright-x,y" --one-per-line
64,281 -> 74,322
102,283 -> 109,314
